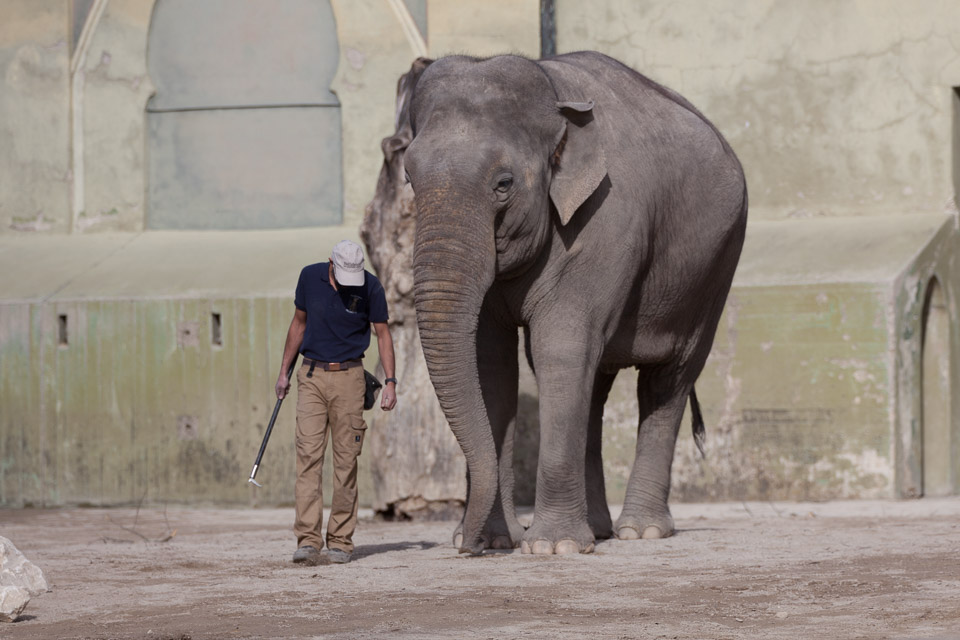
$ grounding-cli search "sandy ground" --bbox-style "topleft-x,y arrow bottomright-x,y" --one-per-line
1,499 -> 959,640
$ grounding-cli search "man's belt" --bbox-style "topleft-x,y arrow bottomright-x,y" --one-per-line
303,358 -> 362,378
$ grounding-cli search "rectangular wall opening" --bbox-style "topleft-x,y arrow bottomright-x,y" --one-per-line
211,312 -> 222,347
58,314 -> 68,346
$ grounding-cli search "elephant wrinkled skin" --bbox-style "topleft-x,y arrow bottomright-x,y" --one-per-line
390,51 -> 747,555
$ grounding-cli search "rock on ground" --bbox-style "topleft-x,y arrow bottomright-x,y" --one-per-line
0,585 -> 30,623
0,535 -> 48,622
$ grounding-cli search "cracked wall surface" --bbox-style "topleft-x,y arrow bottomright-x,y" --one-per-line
556,0 -> 960,220
0,0 -> 71,234
80,0 -> 155,232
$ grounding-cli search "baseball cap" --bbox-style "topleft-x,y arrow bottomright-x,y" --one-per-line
331,240 -> 365,287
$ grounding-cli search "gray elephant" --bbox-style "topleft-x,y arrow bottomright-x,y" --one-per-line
399,51 -> 747,555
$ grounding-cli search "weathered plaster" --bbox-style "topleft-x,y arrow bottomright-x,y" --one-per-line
597,214 -> 960,501
330,0 -> 422,229
556,0 -> 960,220
0,0 -> 71,234
77,0 -> 156,232
0,227 -> 376,507
427,0 -> 540,58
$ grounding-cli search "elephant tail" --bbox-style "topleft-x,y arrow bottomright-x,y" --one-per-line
690,387 -> 706,459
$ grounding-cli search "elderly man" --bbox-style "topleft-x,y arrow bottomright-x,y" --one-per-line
275,240 -> 397,565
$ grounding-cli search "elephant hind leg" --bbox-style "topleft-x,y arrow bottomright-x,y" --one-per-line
615,371 -> 690,541
586,369 -> 617,539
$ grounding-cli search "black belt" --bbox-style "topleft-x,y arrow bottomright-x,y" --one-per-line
303,358 -> 362,378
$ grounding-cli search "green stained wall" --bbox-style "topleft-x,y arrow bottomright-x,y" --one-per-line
0,297 -> 375,507
0,229 -> 375,508
600,215 -> 960,501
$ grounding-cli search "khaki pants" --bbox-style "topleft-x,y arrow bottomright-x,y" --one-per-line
294,363 -> 367,553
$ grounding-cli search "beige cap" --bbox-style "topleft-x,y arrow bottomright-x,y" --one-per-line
331,240 -> 365,286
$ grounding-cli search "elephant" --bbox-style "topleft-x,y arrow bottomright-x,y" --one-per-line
397,51 -> 747,555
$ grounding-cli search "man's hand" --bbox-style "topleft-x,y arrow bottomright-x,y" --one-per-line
372,321 -> 397,411
276,372 -> 290,400
381,382 -> 397,411
276,309 -> 306,400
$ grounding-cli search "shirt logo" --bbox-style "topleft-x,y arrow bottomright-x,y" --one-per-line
346,294 -> 362,313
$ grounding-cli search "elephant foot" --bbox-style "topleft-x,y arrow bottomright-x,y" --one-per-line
520,539 -> 595,555
520,520 -> 595,555
614,511 -> 675,541
453,532 -> 515,550
452,515 -> 521,551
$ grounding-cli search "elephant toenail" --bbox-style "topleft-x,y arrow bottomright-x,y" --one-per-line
453,533 -> 463,549
641,525 -> 663,539
554,540 -> 580,555
617,526 -> 640,540
531,540 -> 554,555
520,540 -> 532,554
583,542 -> 595,554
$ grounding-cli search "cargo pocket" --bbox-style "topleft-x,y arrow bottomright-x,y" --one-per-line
349,414 -> 367,455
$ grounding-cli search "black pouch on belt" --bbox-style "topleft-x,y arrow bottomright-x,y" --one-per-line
363,370 -> 382,410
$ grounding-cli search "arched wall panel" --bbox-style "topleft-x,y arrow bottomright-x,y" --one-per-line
146,0 -> 342,230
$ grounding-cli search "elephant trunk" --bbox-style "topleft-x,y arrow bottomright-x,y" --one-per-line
413,198 -> 497,554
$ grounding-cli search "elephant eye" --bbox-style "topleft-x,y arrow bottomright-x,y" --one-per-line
495,177 -> 513,192
404,171 -> 411,185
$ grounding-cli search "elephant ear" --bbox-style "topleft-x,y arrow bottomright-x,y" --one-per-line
540,62 -> 608,226
381,57 -> 434,162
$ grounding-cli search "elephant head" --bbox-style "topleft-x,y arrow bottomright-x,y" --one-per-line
404,55 -> 608,553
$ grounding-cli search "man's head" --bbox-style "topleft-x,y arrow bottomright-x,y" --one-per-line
330,240 -> 366,287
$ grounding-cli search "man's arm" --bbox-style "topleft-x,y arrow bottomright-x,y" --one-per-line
373,321 -> 397,411
276,308 -> 307,399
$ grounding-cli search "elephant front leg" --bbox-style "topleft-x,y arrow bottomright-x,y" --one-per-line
615,375 -> 690,540
522,333 -> 599,555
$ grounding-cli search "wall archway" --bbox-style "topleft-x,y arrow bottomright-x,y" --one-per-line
145,0 -> 342,229
921,276 -> 953,496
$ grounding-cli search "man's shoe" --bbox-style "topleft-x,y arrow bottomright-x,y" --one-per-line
324,548 -> 352,564
292,545 -> 323,566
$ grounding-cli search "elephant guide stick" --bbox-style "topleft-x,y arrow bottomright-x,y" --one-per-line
247,355 -> 298,487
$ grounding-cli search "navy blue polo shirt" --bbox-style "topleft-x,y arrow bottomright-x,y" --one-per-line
294,262 -> 388,362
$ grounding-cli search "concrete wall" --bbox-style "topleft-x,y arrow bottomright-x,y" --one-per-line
330,0 -> 540,228
427,0 -> 539,58
6,1 -> 959,232
1,0 -> 958,507
78,0 -> 154,232
0,228 -> 373,507
556,0 -> 960,220
0,0 -> 542,235
146,0 -> 343,230
0,0 -> 72,233
329,0 -> 423,229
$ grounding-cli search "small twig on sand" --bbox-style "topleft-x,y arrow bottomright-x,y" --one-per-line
103,495 -> 177,543
106,515 -> 151,542
741,502 -> 754,517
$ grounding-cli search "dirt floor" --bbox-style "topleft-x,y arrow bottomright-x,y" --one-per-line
1,499 -> 959,640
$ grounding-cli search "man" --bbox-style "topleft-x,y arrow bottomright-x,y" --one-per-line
275,239 -> 397,565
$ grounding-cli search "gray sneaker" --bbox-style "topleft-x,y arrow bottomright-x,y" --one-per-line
324,548 -> 352,564
292,545 -> 324,566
